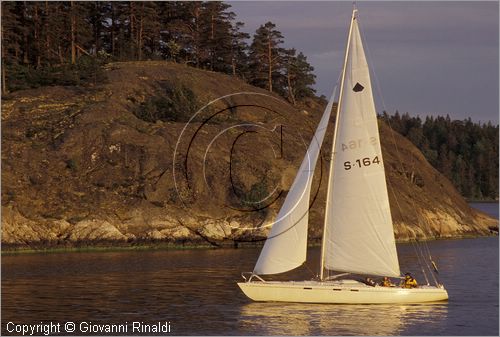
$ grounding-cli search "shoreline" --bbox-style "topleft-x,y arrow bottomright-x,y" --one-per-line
2,233 -> 497,255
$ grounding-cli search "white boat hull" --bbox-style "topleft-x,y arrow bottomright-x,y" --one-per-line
238,280 -> 448,304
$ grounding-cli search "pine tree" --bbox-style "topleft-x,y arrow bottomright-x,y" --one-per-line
229,21 -> 249,78
1,2 -> 23,93
159,1 -> 204,65
136,2 -> 161,60
157,2 -> 183,61
199,1 -> 235,72
283,49 -> 316,104
32,2 -> 42,67
88,1 -> 108,56
249,21 -> 284,93
65,1 -> 93,63
46,1 -> 70,64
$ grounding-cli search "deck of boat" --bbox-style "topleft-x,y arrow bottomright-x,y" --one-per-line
237,280 -> 449,304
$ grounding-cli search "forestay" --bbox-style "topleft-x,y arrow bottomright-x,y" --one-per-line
322,15 -> 400,277
253,93 -> 336,275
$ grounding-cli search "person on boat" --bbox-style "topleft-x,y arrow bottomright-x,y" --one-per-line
380,276 -> 394,287
402,273 -> 418,288
365,277 -> 376,287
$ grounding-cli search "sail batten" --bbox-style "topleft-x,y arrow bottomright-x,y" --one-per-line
253,92 -> 336,275
322,13 -> 400,277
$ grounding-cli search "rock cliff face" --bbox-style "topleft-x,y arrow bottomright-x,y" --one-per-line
1,61 -> 497,249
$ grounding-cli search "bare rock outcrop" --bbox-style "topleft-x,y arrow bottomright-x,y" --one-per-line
1,61 -> 497,250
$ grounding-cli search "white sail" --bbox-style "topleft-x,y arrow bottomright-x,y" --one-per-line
254,93 -> 336,275
322,14 -> 400,277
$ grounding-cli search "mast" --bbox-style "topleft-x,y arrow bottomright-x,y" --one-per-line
319,7 -> 358,281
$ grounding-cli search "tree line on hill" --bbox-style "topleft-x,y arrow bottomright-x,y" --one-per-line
380,111 -> 499,200
2,1 -> 497,201
1,1 -> 316,104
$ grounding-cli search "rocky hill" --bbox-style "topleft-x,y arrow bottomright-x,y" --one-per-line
1,61 -> 497,250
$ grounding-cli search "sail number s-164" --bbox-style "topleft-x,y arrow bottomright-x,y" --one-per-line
341,137 -> 377,151
344,156 -> 380,170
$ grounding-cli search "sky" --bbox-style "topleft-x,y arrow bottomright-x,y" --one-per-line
229,1 -> 499,123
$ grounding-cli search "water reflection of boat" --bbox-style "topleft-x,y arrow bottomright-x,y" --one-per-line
238,302 -> 448,335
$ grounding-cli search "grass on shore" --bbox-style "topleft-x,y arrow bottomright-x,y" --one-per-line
2,232 -> 497,255
1,242 -> 219,255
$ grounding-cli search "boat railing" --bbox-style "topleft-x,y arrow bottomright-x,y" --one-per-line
323,272 -> 351,281
241,272 -> 266,283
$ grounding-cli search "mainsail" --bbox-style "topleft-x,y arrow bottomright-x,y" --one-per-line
322,12 -> 400,277
253,93 -> 336,275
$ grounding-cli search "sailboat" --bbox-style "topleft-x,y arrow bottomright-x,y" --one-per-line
238,8 -> 449,304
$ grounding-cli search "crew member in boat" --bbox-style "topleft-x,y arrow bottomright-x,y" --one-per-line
364,277 -> 376,287
401,273 -> 418,288
380,276 -> 394,287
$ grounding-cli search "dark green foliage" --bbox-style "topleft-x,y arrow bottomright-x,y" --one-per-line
283,49 -> 316,104
1,1 -> 106,91
198,2 -> 235,72
65,159 -> 78,171
231,179 -> 270,210
248,21 -> 285,93
381,112 -> 499,200
229,21 -> 250,78
5,56 -> 107,91
74,55 -> 108,84
243,180 -> 269,209
1,1 -> 316,104
134,83 -> 199,122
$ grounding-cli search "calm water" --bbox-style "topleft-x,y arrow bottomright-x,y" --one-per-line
1,235 -> 498,336
470,202 -> 499,219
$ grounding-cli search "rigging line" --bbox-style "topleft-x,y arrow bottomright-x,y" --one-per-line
419,239 -> 439,286
304,261 -> 318,279
396,163 -> 439,281
412,200 -> 440,285
352,11 -> 421,282
424,233 -> 440,277
402,156 -> 440,277
387,182 -> 405,226
358,13 -> 440,280
419,214 -> 442,278
357,13 -> 408,225
387,160 -> 430,281
423,238 -> 438,271
427,257 -> 440,285
398,161 -> 441,280
388,182 -> 429,283
357,14 -> 406,179
388,180 -> 429,283
295,76 -> 343,282
414,237 -> 438,285
415,238 -> 431,285
421,238 -> 441,285
320,8 -> 357,281
416,226 -> 440,285
406,229 -> 429,285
